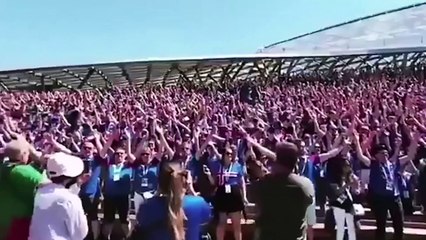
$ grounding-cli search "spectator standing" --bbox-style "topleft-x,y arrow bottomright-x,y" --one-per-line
418,158 -> 426,217
211,145 -> 247,240
354,131 -> 418,240
29,152 -> 88,240
133,161 -> 211,240
78,139 -> 105,240
293,137 -> 342,240
0,138 -> 44,240
249,139 -> 315,240
101,145 -> 134,239
328,158 -> 359,240
132,146 -> 160,215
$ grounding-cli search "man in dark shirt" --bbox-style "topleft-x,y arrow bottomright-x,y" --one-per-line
249,141 -> 315,240
419,159 -> 426,219
354,132 -> 418,240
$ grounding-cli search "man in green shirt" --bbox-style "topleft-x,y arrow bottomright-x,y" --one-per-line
0,138 -> 44,240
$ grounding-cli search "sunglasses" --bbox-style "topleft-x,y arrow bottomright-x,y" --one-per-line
115,152 -> 125,155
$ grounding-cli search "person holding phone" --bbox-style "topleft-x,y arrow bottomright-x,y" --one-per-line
210,146 -> 248,240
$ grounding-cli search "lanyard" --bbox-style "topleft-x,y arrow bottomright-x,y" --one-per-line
382,162 -> 394,182
180,156 -> 191,169
299,156 -> 308,175
220,163 -> 234,185
112,164 -> 123,174
140,164 -> 151,176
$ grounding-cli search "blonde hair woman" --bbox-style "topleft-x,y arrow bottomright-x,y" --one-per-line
133,161 -> 211,240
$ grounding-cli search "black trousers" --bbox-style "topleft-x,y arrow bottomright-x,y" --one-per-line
103,195 -> 130,224
81,196 -> 100,221
369,195 -> 404,240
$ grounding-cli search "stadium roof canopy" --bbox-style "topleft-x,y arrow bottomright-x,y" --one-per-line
260,2 -> 426,53
1,2 -> 426,91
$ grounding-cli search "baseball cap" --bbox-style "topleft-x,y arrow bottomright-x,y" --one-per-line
47,152 -> 84,178
371,144 -> 388,156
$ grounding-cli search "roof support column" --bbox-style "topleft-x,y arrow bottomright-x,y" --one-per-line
229,62 -> 246,82
143,64 -> 152,85
286,59 -> 300,76
74,67 -> 95,89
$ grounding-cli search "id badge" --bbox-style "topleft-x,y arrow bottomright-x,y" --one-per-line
113,174 -> 120,182
403,191 -> 410,199
141,178 -> 149,187
320,170 -> 325,178
225,184 -> 231,193
337,194 -> 347,204
142,191 -> 154,200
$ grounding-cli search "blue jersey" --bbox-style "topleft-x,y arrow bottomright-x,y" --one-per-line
210,160 -> 244,186
133,163 -> 159,193
79,155 -> 104,198
104,163 -> 133,196
136,195 -> 211,240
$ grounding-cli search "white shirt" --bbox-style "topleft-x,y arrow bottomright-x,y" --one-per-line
29,183 -> 88,240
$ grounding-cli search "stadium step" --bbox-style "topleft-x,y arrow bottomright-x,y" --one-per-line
106,214 -> 426,240
102,197 -> 426,239
106,218 -> 426,240
222,220 -> 426,240
243,204 -> 425,227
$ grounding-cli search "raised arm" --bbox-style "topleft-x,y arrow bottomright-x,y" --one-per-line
246,136 -> 276,161
156,124 -> 174,159
124,128 -> 136,163
309,111 -> 325,137
195,132 -> 212,160
99,130 -> 116,159
318,145 -> 343,163
45,133 -> 73,155
353,131 -> 371,167
399,131 -> 420,166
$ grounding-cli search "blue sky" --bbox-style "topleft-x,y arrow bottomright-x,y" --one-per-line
0,0 -> 422,70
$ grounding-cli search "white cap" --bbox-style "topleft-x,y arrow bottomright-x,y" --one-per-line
47,152 -> 84,178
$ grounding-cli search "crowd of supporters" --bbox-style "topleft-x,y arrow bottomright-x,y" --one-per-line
1,66 -> 426,240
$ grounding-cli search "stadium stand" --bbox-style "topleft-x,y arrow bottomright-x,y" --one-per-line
2,2 -> 426,240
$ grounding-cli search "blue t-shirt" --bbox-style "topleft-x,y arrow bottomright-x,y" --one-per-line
191,155 -> 216,181
133,163 -> 159,193
210,160 -> 244,186
136,195 -> 211,240
104,163 -> 133,196
299,156 -> 315,185
184,156 -> 198,179
79,155 -> 104,198
349,153 -> 362,177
